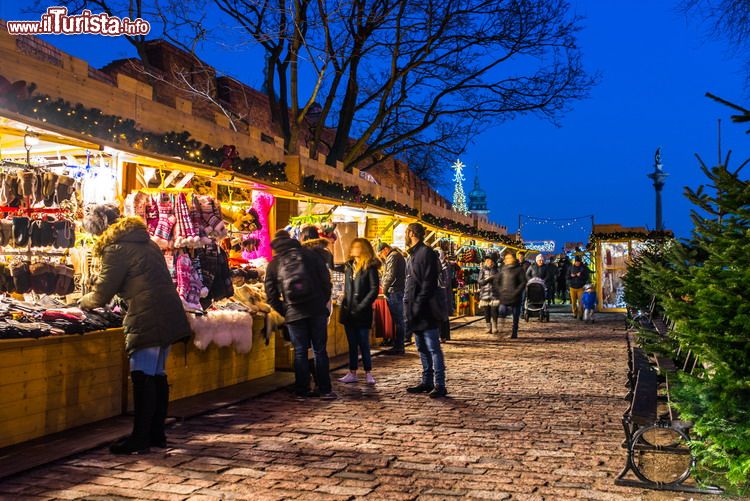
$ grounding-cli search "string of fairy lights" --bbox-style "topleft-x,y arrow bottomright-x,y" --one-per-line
519,214 -> 594,234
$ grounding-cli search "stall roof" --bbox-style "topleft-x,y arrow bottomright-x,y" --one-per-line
0,109 -> 521,246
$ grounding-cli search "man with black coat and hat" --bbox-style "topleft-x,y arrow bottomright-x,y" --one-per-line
404,223 -> 448,398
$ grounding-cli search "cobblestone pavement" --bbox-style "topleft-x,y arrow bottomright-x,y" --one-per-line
2,312 -> 696,500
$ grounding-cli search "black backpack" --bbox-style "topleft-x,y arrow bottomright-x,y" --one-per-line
277,248 -> 315,304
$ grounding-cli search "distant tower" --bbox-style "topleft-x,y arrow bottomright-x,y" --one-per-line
468,167 -> 489,217
647,147 -> 668,231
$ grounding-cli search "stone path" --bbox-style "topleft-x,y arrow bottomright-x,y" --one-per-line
1,312 -> 692,500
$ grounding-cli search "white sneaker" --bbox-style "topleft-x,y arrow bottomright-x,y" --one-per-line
365,373 -> 376,385
338,372 -> 358,383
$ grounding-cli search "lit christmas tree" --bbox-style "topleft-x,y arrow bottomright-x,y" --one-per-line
452,159 -> 469,215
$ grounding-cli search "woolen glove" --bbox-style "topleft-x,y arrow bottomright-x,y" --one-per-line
12,216 -> 30,247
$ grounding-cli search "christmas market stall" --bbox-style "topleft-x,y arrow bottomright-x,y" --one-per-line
0,116 -> 126,448
589,224 -> 673,312
0,107 -> 288,447
120,163 -> 286,403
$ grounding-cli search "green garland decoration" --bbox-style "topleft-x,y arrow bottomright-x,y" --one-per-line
421,213 -> 520,246
587,230 -> 673,250
301,175 -> 419,217
0,77 -> 287,183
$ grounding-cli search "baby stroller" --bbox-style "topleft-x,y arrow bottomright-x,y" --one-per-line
524,278 -> 550,322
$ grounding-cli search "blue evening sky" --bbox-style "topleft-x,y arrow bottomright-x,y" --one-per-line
3,1 -> 748,247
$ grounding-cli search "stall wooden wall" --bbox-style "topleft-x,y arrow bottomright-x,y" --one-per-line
0,330 -> 125,449
155,319 -> 275,402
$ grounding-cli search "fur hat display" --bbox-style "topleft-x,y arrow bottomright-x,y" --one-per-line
188,310 -> 254,354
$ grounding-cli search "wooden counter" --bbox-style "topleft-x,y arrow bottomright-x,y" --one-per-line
0,329 -> 126,449
165,316 -> 276,401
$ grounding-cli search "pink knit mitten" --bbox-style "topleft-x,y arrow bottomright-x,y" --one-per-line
198,196 -> 226,239
152,193 -> 175,249
174,192 -> 201,248
191,195 -> 212,245
175,252 -> 194,306
145,196 -> 159,236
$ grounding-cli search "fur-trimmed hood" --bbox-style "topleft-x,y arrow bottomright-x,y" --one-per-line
302,238 -> 330,249
93,217 -> 150,256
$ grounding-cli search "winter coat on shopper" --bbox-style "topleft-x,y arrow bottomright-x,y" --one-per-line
381,248 -> 406,294
265,234 -> 332,323
478,264 -> 499,302
79,217 -> 191,356
404,241 -> 441,332
493,262 -> 527,306
526,263 -> 556,291
567,262 -> 590,289
339,259 -> 381,328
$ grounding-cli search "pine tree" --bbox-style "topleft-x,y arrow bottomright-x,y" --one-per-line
633,158 -> 750,492
452,159 -> 469,215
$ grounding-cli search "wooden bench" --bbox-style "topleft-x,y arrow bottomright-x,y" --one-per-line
617,325 -> 722,494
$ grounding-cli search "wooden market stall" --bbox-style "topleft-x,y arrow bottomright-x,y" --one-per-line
591,224 -> 673,312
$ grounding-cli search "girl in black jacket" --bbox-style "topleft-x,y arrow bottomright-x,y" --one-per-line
339,238 -> 381,384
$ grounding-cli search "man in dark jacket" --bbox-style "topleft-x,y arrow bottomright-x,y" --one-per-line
79,206 -> 190,455
494,252 -> 527,339
404,223 -> 448,398
556,254 -> 570,304
378,242 -> 407,354
567,255 -> 589,320
265,230 -> 335,399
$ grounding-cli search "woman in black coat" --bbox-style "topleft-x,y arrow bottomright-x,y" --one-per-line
338,238 -> 381,385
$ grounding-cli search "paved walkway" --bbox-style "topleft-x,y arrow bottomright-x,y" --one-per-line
2,312 -> 681,500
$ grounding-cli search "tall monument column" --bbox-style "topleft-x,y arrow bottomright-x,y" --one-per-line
647,147 -> 668,231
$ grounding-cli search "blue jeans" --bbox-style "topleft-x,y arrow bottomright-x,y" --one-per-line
344,325 -> 372,371
414,328 -> 446,388
386,291 -> 406,351
287,316 -> 332,394
129,346 -> 170,376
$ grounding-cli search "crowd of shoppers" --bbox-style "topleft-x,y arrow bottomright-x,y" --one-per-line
81,198 -> 603,458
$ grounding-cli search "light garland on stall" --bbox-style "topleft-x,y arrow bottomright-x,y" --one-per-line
0,74 -> 287,183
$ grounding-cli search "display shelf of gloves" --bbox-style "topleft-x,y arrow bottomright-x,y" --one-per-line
0,326 -> 126,449
0,296 -> 121,340
0,170 -> 77,209
0,214 -> 76,250
127,306 -> 276,404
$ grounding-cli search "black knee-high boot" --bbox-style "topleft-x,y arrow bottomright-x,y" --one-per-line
151,375 -> 169,448
110,371 -> 155,455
